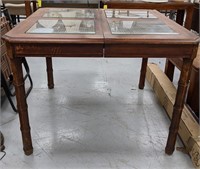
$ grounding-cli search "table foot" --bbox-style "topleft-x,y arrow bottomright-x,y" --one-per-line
138,85 -> 144,90
165,140 -> 175,155
24,148 -> 33,155
165,128 -> 178,155
48,85 -> 54,89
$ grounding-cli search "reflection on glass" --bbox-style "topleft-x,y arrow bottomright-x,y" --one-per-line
108,20 -> 178,34
52,19 -> 66,32
36,21 -> 45,28
43,9 -> 95,18
79,20 -> 94,33
26,19 -> 95,34
105,10 -> 157,18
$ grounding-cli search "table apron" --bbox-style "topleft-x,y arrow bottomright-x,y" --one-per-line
12,43 -> 196,59
104,44 -> 195,58
13,43 -> 104,57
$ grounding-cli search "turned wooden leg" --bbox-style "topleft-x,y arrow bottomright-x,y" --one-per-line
165,58 -> 193,155
10,58 -> 33,155
46,57 -> 54,89
164,59 -> 175,82
138,58 -> 148,89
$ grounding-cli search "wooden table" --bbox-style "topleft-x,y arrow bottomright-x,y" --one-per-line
3,8 -> 199,156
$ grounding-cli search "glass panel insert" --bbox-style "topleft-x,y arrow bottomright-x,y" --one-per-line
43,9 -> 95,18
108,20 -> 178,34
26,19 -> 95,34
105,10 -> 157,18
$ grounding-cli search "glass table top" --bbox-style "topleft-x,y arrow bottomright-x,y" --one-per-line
105,10 -> 157,18
26,19 -> 95,34
108,20 -> 178,34
43,9 -> 95,18
26,9 -> 178,35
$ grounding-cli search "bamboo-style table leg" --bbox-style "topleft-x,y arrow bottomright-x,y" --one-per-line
46,57 -> 54,89
10,57 -> 33,155
165,58 -> 193,155
138,58 -> 148,89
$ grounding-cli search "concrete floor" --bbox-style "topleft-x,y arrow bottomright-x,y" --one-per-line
0,58 -> 194,169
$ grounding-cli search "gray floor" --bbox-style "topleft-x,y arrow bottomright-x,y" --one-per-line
0,58 -> 194,169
